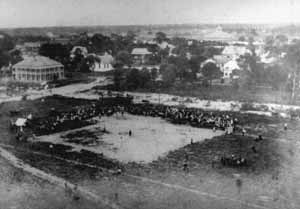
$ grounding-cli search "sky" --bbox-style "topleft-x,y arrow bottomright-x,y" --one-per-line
0,0 -> 299,28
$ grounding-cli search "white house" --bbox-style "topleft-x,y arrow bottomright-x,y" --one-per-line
158,41 -> 175,56
131,48 -> 152,65
223,60 -> 241,79
213,55 -> 232,72
70,46 -> 88,58
200,58 -> 216,68
260,51 -> 277,64
93,52 -> 114,72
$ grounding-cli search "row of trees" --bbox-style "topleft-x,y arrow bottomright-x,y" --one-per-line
0,33 -> 24,70
112,57 -> 223,90
113,68 -> 158,90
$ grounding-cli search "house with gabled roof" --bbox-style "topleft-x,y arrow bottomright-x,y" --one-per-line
131,48 -> 152,65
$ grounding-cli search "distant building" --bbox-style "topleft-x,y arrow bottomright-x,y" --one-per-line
93,52 -> 114,72
200,58 -> 216,68
70,46 -> 88,58
223,60 -> 241,78
51,37 -> 71,45
260,51 -> 277,65
222,45 -> 252,59
46,32 -> 57,39
213,55 -> 232,72
131,48 -> 152,65
24,42 -> 41,54
131,65 -> 160,71
157,41 -> 175,56
12,56 -> 64,83
203,26 -> 235,41
15,42 -> 42,56
186,52 -> 192,60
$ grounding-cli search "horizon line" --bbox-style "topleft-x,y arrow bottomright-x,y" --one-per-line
1,21 -> 299,31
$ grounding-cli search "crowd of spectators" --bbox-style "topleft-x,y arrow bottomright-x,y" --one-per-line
22,97 -> 239,136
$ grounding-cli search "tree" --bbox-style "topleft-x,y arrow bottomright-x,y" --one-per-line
9,49 -> 23,65
275,34 -> 288,44
159,63 -> 168,74
155,32 -> 168,44
162,64 -> 176,86
79,54 -> 96,72
189,42 -> 205,57
0,33 -> 15,51
126,31 -> 136,42
70,48 -> 85,71
284,42 -> 300,101
238,53 -> 263,88
39,43 -> 69,62
250,29 -> 257,36
238,36 -> 246,42
202,47 -> 222,58
167,55 -> 190,81
237,69 -> 253,90
201,62 -> 222,86
157,47 -> 169,63
115,50 -> 132,68
139,68 -> 151,87
147,53 -> 161,65
89,33 -> 114,54
150,68 -> 158,81
248,36 -> 255,45
172,46 -> 187,57
266,65 -> 288,90
0,50 -> 10,68
113,68 -> 125,90
265,35 -> 274,45
125,68 -> 142,90
189,55 -> 206,80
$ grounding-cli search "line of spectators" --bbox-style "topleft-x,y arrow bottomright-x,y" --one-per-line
25,98 -> 238,136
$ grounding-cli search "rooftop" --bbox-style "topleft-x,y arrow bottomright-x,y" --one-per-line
222,45 -> 251,56
99,52 -> 114,64
71,46 -> 88,55
224,60 -> 240,70
24,42 -> 41,47
13,56 -> 63,69
131,48 -> 152,55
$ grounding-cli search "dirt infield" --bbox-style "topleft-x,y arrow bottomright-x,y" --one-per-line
36,113 -> 224,163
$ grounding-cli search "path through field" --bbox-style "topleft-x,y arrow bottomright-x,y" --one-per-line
0,145 -> 120,209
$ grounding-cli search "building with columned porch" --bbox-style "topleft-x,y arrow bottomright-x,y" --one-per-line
12,56 -> 64,83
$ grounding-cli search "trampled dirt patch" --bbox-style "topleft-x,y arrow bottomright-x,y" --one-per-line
62,128 -> 109,146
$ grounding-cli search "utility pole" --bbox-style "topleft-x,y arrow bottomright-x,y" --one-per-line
291,71 -> 297,103
158,89 -> 161,104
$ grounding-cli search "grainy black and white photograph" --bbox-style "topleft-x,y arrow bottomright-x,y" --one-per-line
1,0 -> 300,208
